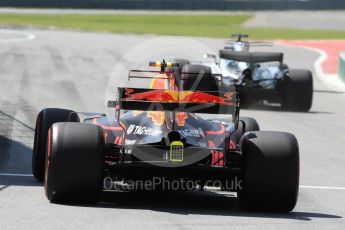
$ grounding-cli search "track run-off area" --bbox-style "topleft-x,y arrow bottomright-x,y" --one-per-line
0,28 -> 345,230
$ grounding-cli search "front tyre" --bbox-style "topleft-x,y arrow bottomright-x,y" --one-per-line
233,117 -> 260,145
238,131 -> 299,212
45,123 -> 105,203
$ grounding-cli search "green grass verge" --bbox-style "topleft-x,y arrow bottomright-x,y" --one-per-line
1,14 -> 345,40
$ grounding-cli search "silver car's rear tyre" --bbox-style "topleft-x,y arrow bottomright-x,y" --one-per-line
282,69 -> 313,112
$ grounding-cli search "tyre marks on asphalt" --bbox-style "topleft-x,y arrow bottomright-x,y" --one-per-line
54,79 -> 88,111
45,45 -> 70,73
0,110 -> 34,174
0,43 -> 36,174
0,31 -> 119,176
0,52 -> 14,76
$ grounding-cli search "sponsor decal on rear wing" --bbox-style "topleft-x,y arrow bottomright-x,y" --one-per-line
115,87 -> 238,115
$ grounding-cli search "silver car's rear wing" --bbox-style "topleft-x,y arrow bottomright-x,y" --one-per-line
219,50 -> 283,63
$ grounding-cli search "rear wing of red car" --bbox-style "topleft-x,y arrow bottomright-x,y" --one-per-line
115,87 -> 238,115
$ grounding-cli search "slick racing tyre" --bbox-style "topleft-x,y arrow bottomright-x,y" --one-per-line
167,58 -> 191,87
169,58 -> 190,72
45,123 -> 105,203
233,117 -> 260,145
181,64 -> 218,91
282,69 -> 313,112
238,94 -> 258,109
238,131 -> 299,212
32,108 -> 79,182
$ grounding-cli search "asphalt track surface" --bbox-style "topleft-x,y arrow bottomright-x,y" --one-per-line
0,29 -> 345,230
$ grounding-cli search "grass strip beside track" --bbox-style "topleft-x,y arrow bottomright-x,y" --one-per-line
1,14 -> 345,40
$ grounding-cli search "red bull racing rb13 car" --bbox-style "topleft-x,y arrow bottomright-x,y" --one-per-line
32,60 -> 300,212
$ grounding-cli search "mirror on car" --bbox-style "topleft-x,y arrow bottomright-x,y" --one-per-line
204,53 -> 216,59
203,53 -> 218,64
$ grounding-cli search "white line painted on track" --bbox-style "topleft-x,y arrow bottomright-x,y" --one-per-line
0,30 -> 36,43
300,185 -> 345,190
278,41 -> 345,93
0,173 -> 33,177
296,45 -> 345,93
1,173 -> 345,191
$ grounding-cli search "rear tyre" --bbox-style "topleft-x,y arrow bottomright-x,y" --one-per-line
281,69 -> 313,112
181,64 -> 217,91
165,58 -> 191,89
32,108 -> 78,182
169,58 -> 190,72
233,117 -> 260,144
45,123 -> 105,203
238,131 -> 299,212
239,94 -> 258,109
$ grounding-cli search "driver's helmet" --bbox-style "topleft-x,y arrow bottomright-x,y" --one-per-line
220,41 -> 250,76
224,42 -> 249,52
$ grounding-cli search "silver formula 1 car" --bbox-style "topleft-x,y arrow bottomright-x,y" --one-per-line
200,34 -> 313,111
